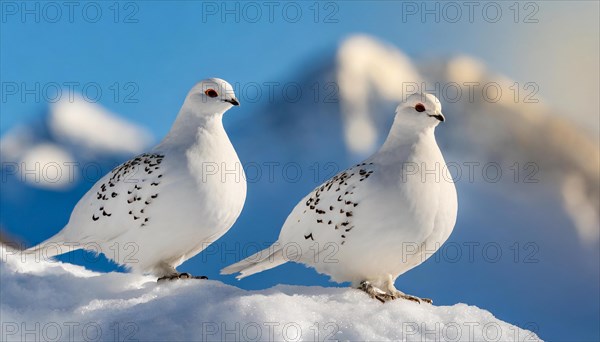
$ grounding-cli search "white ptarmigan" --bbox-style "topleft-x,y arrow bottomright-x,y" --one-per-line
222,93 -> 457,303
25,78 -> 246,281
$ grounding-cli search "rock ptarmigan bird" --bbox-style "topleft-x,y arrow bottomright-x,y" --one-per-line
25,78 -> 246,281
222,93 -> 457,303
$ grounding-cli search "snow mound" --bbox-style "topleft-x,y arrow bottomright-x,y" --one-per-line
0,246 -> 541,342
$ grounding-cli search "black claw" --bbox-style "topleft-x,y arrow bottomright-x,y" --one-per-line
157,273 -> 208,282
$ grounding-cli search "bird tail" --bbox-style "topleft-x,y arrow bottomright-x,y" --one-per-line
21,231 -> 80,258
221,245 -> 288,279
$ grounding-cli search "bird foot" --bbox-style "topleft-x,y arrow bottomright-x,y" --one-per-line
358,281 -> 392,303
157,273 -> 208,282
391,291 -> 433,304
358,281 -> 432,304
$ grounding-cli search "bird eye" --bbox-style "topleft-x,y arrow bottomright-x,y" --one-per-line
205,89 -> 219,98
415,103 -> 426,112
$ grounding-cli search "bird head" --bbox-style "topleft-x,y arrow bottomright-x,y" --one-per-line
394,93 -> 445,129
185,78 -> 240,114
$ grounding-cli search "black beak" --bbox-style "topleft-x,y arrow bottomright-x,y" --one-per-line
223,98 -> 240,106
428,113 -> 445,122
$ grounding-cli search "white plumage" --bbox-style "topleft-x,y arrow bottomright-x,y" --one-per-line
222,93 -> 457,303
26,78 -> 246,279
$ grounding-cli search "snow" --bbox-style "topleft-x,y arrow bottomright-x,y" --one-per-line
0,246 -> 541,342
0,125 -> 36,162
18,143 -> 76,190
337,35 -> 421,155
0,94 -> 154,192
431,54 -> 600,245
49,94 -> 152,155
561,172 -> 600,242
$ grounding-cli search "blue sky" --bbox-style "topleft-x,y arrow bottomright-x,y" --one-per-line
3,1 -> 597,137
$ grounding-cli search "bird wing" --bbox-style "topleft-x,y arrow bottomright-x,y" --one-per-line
277,162 -> 378,255
61,152 -> 167,247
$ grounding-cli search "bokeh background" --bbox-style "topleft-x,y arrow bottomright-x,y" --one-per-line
1,1 -> 598,341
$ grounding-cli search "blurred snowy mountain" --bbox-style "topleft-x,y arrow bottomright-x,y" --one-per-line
1,35 -> 598,341
1,95 -> 152,190
336,35 -> 599,245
